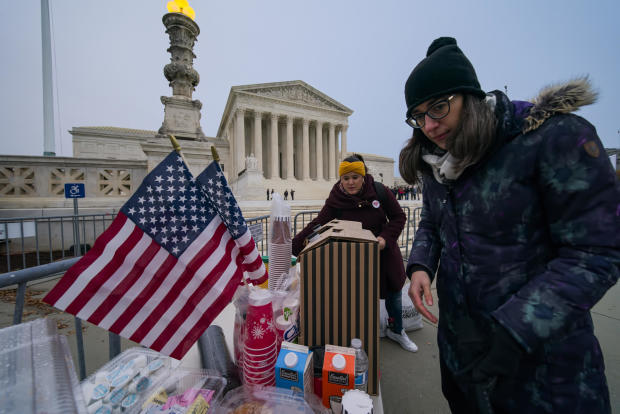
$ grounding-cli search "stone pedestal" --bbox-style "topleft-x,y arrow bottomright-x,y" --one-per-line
158,96 -> 206,141
231,155 -> 265,201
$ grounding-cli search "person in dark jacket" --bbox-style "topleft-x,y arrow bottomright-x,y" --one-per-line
400,36 -> 619,413
292,154 -> 418,352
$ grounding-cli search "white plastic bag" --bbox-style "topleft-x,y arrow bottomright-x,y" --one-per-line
401,285 -> 424,332
268,193 -> 292,290
379,283 -> 423,337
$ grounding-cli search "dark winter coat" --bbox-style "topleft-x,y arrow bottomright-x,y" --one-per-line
292,174 -> 407,298
407,79 -> 619,412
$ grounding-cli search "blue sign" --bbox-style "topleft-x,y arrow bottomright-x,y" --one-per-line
64,183 -> 85,198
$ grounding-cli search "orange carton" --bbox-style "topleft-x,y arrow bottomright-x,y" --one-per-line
322,344 -> 355,410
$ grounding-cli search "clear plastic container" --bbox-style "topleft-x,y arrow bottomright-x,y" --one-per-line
350,338 -> 368,393
0,318 -> 87,414
139,367 -> 227,413
80,347 -> 174,414
213,384 -> 328,414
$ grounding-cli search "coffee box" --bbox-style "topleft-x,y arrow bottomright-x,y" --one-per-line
298,219 -> 380,395
274,342 -> 314,398
322,344 -> 355,410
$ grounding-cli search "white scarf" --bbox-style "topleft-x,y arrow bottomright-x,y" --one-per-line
422,151 -> 472,184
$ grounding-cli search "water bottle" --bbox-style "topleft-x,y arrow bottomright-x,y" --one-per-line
351,338 -> 368,392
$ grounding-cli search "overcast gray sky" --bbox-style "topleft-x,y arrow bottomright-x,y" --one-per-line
2,0 -> 619,175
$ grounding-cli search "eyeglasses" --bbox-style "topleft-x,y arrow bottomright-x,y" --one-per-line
406,95 -> 454,129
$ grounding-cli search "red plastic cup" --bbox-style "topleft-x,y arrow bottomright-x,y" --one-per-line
244,290 -> 276,350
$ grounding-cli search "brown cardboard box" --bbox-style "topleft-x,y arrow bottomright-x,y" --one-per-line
298,219 -> 380,395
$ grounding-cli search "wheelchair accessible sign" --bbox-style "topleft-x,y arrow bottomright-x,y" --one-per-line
64,183 -> 85,198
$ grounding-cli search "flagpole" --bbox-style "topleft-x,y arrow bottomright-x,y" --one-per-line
205,141 -> 249,286
168,134 -> 190,166
210,145 -> 220,164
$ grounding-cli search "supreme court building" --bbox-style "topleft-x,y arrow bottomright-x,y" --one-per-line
0,8 -> 395,208
64,80 -> 394,202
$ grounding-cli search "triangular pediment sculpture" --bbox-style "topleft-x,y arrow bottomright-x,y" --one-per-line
234,81 -> 353,114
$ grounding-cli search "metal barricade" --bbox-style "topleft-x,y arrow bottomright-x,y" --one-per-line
0,258 -> 120,380
0,207 -> 422,382
1,213 -> 115,273
246,215 -> 270,256
292,206 -> 422,260
292,210 -> 320,237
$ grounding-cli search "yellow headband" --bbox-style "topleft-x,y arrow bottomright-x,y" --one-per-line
339,161 -> 365,177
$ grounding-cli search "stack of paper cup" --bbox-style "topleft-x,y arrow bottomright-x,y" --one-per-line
275,315 -> 292,353
269,217 -> 292,291
282,296 -> 299,322
342,389 -> 374,414
242,289 -> 277,386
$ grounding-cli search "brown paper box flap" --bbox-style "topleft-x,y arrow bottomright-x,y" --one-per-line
323,219 -> 363,230
300,220 -> 377,254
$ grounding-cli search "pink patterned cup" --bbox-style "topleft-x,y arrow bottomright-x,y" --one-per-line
244,290 -> 276,350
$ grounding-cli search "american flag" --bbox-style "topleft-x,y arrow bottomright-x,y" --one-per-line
195,160 -> 267,283
44,151 -> 267,359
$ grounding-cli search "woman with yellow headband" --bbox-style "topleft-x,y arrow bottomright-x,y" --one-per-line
292,154 -> 418,352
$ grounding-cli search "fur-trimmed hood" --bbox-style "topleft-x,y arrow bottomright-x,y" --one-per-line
522,77 -> 598,133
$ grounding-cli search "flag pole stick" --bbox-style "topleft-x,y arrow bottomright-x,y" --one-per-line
168,134 -> 190,166
210,145 -> 220,164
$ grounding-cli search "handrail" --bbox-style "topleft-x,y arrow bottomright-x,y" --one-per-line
0,256 -> 119,380
0,257 -> 80,288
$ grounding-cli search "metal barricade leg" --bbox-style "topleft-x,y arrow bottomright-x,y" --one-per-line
13,281 -> 27,325
74,317 -> 87,380
109,332 -> 121,360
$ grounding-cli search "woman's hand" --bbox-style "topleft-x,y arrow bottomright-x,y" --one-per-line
408,270 -> 438,323
377,236 -> 386,250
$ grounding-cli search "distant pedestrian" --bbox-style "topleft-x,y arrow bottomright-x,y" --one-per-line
290,189 -> 295,200
266,189 -> 270,201
283,189 -> 289,200
271,188 -> 274,198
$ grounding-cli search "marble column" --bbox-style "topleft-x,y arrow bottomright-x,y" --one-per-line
270,114 -> 279,179
235,108 -> 245,176
228,123 -> 235,176
328,123 -> 336,180
302,118 -> 310,180
286,115 -> 294,179
341,124 -> 348,158
253,111 -> 263,173
336,127 -> 341,168
315,121 -> 323,180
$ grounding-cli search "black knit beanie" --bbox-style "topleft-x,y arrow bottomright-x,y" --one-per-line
404,37 -> 486,118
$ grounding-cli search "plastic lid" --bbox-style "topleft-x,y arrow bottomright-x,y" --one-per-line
283,297 -> 299,308
284,352 -> 298,368
342,389 -> 373,412
261,255 -> 297,266
332,354 -> 346,370
249,288 -> 272,306
351,338 -> 362,349
276,315 -> 292,330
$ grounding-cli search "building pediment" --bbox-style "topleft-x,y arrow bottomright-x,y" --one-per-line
233,81 -> 353,114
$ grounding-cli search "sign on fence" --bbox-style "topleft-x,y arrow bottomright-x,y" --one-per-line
64,183 -> 85,199
249,223 -> 263,243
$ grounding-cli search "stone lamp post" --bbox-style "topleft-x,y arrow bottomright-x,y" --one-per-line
157,8 -> 206,141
